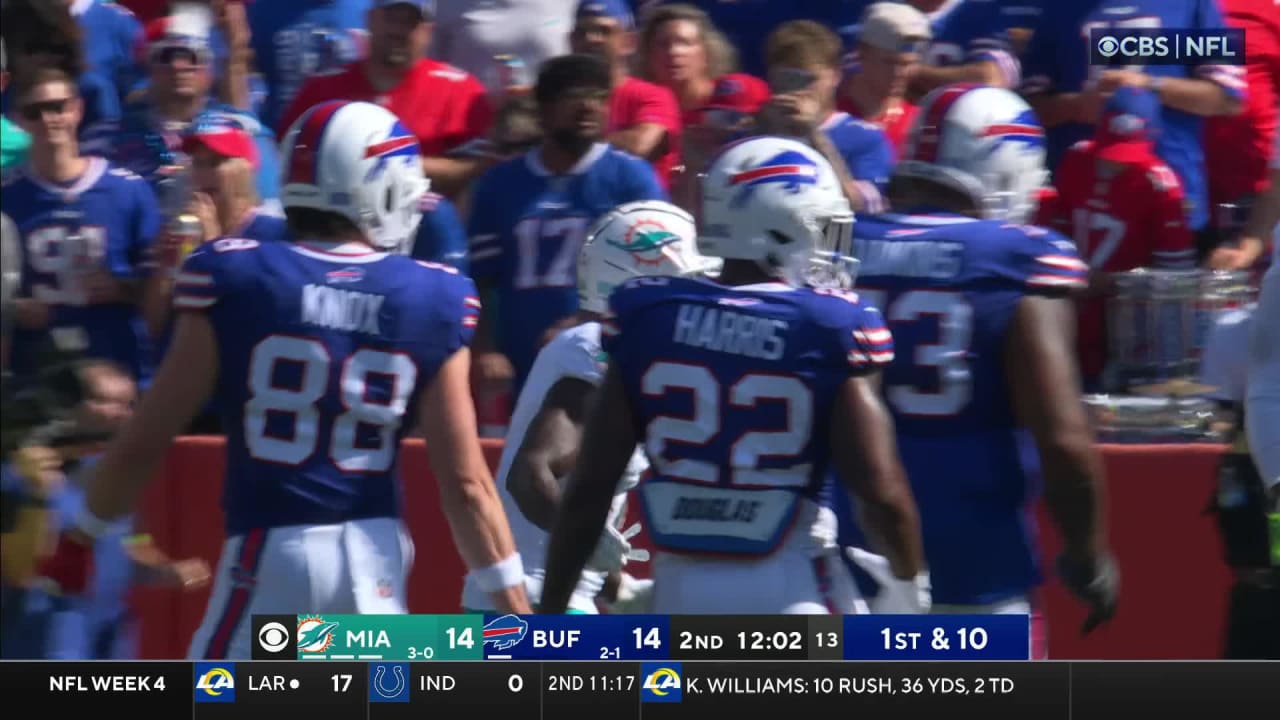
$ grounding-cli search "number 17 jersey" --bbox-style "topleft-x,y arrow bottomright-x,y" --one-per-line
173,236 -> 480,536
603,276 -> 894,557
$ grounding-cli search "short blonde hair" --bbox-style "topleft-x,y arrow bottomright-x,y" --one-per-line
765,20 -> 843,70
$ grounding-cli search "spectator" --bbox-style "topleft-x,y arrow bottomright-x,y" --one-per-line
246,0 -> 372,128
281,0 -> 494,198
570,0 -> 682,189
682,0 -> 865,77
5,67 -> 160,385
0,39 -> 31,178
908,0 -> 1023,98
636,3 -> 765,127
468,53 -> 665,397
117,1 -> 168,23
1,0 -> 123,130
67,0 -> 144,110
81,18 -> 279,207
838,2 -> 928,157
761,20 -> 894,212
1021,0 -> 1245,257
1041,87 -> 1195,390
1203,0 -> 1280,271
432,0 -> 577,97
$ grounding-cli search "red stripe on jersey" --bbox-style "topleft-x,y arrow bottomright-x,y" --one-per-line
911,85 -> 979,163
286,100 -> 346,186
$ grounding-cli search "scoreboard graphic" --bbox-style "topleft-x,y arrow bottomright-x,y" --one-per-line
1,614 -> 1274,720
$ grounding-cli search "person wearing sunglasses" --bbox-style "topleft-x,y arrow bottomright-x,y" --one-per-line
3,66 -> 161,388
80,16 -> 278,210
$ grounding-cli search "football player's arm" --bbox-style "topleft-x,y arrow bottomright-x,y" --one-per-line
1144,73 -> 1242,117
83,312 -> 218,523
830,375 -> 926,580
806,130 -> 871,213
506,377 -> 595,531
419,346 -> 532,614
1005,295 -> 1108,566
542,364 -> 638,613
422,82 -> 497,197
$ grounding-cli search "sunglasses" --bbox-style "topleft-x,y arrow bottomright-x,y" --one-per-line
151,45 -> 211,67
19,98 -> 72,121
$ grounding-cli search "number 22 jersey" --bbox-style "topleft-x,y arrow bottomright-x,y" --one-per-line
173,236 -> 480,536
603,276 -> 894,557
849,212 -> 1089,605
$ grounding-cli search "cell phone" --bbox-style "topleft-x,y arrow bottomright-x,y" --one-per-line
770,67 -> 816,94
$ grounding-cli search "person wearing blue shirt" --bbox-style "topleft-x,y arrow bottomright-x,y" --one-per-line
468,54 -> 665,396
1021,0 -> 1245,245
411,190 -> 469,274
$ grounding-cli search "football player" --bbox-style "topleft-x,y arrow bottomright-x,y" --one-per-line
541,136 -> 926,614
461,200 -> 717,614
37,100 -> 532,658
846,84 -> 1118,641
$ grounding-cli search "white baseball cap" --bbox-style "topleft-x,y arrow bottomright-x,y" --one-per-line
859,2 -> 931,53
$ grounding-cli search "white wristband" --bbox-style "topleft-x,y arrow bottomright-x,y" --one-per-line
74,508 -> 113,539
473,553 -> 525,593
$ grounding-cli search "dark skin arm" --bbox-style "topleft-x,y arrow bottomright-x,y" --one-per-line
829,373 -> 926,580
540,364 -> 638,613
1005,295 -> 1108,565
507,376 -> 595,531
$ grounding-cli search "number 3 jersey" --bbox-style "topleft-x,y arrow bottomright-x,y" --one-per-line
5,158 -> 159,381
603,276 -> 894,557
848,212 -> 1089,606
173,236 -> 480,536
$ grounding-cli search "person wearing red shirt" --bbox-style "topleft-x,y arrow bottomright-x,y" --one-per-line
569,0 -> 681,189
278,0 -> 492,197
838,1 -> 927,158
1045,87 -> 1195,388
1203,0 -> 1280,271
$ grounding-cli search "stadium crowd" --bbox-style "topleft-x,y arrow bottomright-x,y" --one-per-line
0,0 -> 1276,661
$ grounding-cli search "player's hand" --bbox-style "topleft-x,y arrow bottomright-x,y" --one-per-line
187,192 -> 221,243
587,522 -> 650,573
34,529 -> 95,596
758,93 -> 821,137
13,297 -> 52,330
1205,237 -> 1263,270
1056,552 -> 1119,635
603,572 -> 655,613
473,351 -> 515,392
153,557 -> 212,591
845,547 -> 932,614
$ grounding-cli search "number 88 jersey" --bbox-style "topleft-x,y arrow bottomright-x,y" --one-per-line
603,276 -> 894,557
173,236 -> 479,536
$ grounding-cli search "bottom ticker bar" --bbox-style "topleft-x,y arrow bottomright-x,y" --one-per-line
1,660 -> 1276,719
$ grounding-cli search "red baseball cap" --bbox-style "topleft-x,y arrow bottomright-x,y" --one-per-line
1093,86 -> 1161,164
183,114 -> 259,169
697,74 -> 771,125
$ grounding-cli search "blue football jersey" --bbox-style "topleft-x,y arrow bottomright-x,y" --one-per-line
76,1 -> 143,107
246,0 -> 372,128
845,210 -> 1087,605
603,276 -> 893,556
468,143 -> 665,391
171,236 -> 480,535
410,191 -> 468,274
925,0 -> 1027,86
822,111 -> 894,211
1020,0 -> 1245,230
6,158 -> 159,381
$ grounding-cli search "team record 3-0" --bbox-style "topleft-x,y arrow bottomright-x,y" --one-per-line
0,614 -> 1275,718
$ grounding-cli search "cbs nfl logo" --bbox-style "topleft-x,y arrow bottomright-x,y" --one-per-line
195,663 -> 236,703
640,663 -> 682,703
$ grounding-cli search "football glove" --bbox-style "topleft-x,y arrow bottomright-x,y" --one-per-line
845,546 -> 932,614
1056,552 -> 1119,635
603,572 -> 655,613
587,522 -> 650,573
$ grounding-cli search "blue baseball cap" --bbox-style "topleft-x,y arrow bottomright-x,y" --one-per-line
374,0 -> 436,18
576,0 -> 635,30
1094,85 -> 1161,162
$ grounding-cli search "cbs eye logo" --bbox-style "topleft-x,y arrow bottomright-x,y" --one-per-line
258,622 -> 290,653
1097,36 -> 1121,57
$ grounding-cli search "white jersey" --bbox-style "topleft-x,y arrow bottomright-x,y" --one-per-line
461,321 -> 647,612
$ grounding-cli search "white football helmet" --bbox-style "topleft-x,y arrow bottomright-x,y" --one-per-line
578,201 -> 720,314
698,136 -> 856,288
897,84 -> 1048,224
280,100 -> 429,250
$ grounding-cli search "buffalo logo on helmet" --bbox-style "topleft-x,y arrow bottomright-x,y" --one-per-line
727,150 -> 819,208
